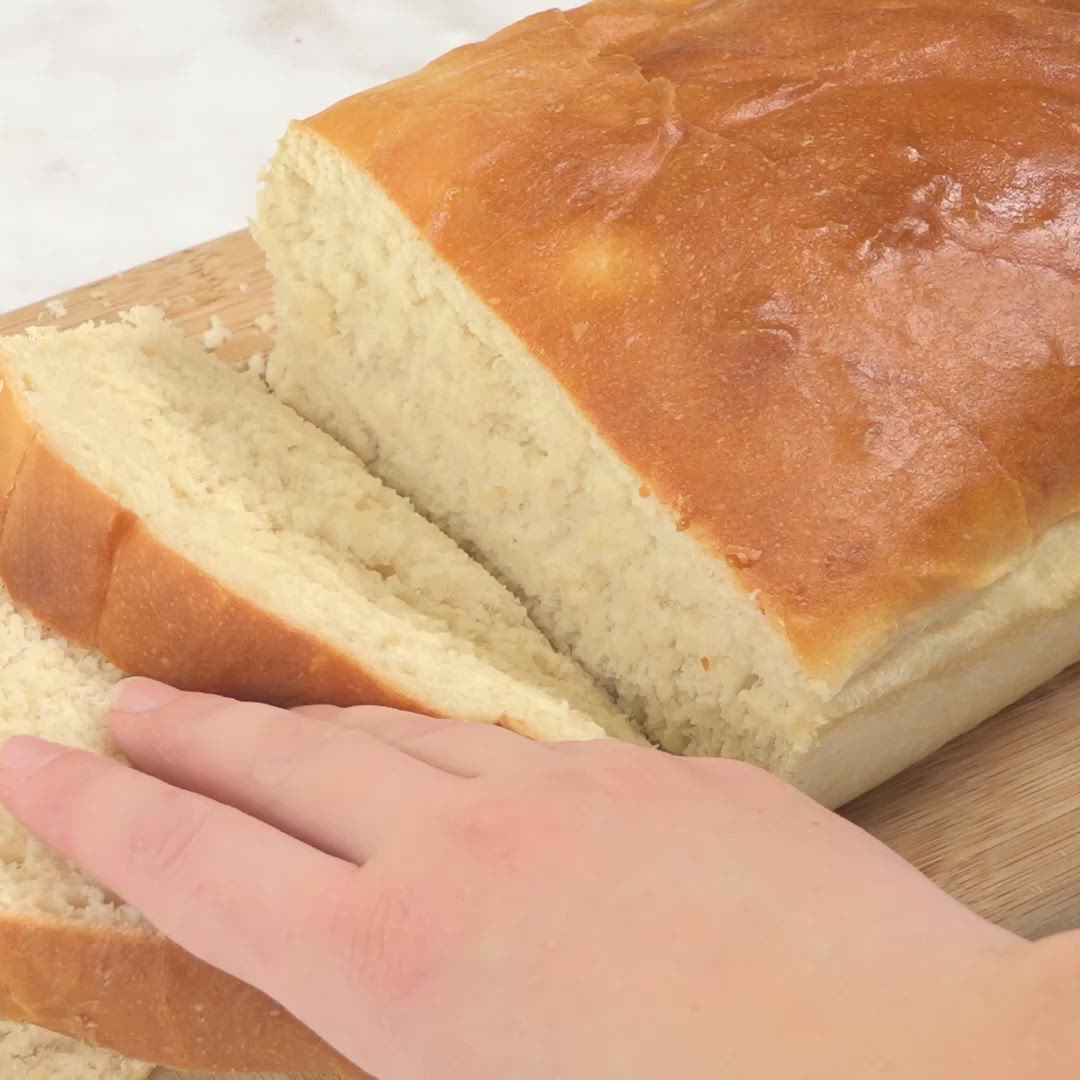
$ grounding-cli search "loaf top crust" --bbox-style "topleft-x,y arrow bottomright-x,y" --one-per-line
304,0 -> 1080,680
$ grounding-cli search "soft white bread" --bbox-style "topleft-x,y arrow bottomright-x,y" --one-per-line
0,307 -> 637,1070
256,0 -> 1080,807
0,308 -> 637,747
0,1021 -> 151,1080
0,583 -> 358,1074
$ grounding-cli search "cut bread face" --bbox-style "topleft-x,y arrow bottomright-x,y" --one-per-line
0,599 -> 151,1080
0,586 -> 137,932
0,1021 -> 151,1080
256,122 -> 1080,807
0,309 -> 638,748
0,585 -> 356,1074
255,132 -> 819,762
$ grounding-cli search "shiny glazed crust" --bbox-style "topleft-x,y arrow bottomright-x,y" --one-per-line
303,0 -> 1080,681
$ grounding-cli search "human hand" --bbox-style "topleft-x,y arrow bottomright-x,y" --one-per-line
0,679 -> 1075,1080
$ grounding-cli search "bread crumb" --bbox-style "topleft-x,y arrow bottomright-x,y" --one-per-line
248,351 -> 267,378
232,351 -> 267,379
89,288 -> 107,300
201,314 -> 232,350
254,313 -> 276,334
238,281 -> 250,293
639,484 -> 651,499
40,299 -> 68,320
701,657 -> 711,672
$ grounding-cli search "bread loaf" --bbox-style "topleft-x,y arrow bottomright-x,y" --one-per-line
4,0 -> 1079,1065
0,308 -> 636,747
0,582 -> 355,1074
257,0 -> 1080,807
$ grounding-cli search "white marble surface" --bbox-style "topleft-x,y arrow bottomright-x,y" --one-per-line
0,0 -> 548,312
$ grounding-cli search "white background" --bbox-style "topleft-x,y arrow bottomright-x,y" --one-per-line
0,0 -> 547,312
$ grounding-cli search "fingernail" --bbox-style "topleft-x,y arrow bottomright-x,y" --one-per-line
113,678 -> 182,715
0,736 -> 67,777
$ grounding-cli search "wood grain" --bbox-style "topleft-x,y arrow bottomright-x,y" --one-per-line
3,230 -> 1080,1079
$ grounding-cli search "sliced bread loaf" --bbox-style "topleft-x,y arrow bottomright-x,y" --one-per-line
0,308 -> 637,747
0,583 -> 355,1074
255,0 -> 1080,807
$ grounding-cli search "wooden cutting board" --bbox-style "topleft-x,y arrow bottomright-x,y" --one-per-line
3,230 -> 1080,1080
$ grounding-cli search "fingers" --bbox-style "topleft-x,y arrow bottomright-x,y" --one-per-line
0,735 -> 371,1018
109,682 -> 461,862
339,706 -> 537,777
292,702 -> 538,777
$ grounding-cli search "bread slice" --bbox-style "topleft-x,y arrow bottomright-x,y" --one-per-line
255,0 -> 1080,806
0,1021 -> 151,1080
0,308 -> 638,747
0,583 -> 356,1074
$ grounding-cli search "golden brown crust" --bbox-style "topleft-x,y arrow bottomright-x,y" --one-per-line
304,0 -> 1080,679
2,439 -> 131,650
0,916 -> 364,1076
